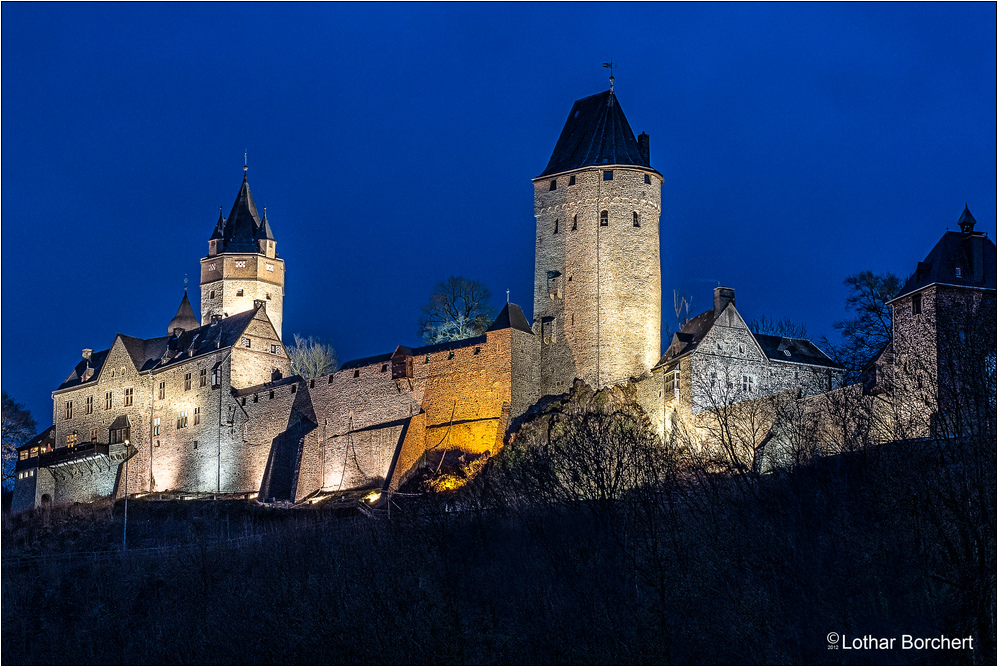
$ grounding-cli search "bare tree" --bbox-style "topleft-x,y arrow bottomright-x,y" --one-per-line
418,276 -> 495,344
747,313 -> 808,339
823,270 -> 901,380
286,334 -> 338,380
2,391 -> 37,488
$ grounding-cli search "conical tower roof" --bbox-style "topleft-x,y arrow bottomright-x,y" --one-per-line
957,204 -> 977,233
221,170 -> 263,252
538,90 -> 658,178
168,290 -> 200,336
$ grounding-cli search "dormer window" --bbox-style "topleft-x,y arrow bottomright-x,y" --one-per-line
955,266 -> 962,277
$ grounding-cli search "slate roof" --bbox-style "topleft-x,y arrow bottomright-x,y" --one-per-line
215,172 -> 271,252
57,349 -> 111,391
656,310 -> 717,366
654,309 -> 842,370
55,308 -> 266,392
754,334 -> 843,370
18,426 -> 55,452
487,303 -> 533,334
167,290 -> 201,335
538,90 -> 658,178
891,208 -> 996,302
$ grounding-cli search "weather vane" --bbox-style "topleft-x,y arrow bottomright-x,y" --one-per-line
603,60 -> 615,91
244,150 -> 248,173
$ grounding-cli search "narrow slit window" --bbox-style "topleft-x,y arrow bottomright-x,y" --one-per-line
632,212 -> 640,227
600,210 -> 608,226
549,179 -> 557,191
554,219 -> 559,234
644,174 -> 651,184
572,215 -> 578,231
569,175 -> 576,186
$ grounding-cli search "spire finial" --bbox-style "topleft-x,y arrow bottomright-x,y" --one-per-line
184,274 -> 188,291
603,60 -> 615,92
506,288 -> 510,303
243,150 -> 248,175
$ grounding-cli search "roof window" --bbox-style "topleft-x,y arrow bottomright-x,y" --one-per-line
955,266 -> 962,277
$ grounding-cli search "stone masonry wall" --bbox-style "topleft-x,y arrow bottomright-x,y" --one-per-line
533,167 -> 662,394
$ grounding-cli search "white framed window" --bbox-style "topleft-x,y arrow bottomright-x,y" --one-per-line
242,337 -> 251,348
153,418 -> 160,436
742,375 -> 754,392
266,263 -> 274,272
208,263 -> 217,271
177,410 -> 188,429
235,260 -> 246,268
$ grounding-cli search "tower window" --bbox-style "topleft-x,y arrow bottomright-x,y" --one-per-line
572,215 -> 578,231
474,346 -> 481,355
955,266 -> 962,277
425,355 -> 431,364
271,344 -> 280,354
266,263 -> 275,272
235,260 -> 246,268
644,174 -> 651,184
448,351 -> 455,360
569,175 -> 576,186
209,263 -> 217,271
353,369 -> 360,378
603,170 -> 613,181
600,210 -> 608,226
632,212 -> 640,227
242,337 -> 251,348
912,295 -> 922,316
236,289 -> 244,297
210,290 -> 215,299
549,179 -> 557,191
380,364 -> 388,372
270,390 -> 275,398
153,418 -> 160,436
554,219 -> 559,234
124,387 -> 134,405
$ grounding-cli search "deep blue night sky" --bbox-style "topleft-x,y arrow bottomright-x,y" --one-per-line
2,3 -> 995,425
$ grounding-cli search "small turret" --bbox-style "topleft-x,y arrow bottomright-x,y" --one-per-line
168,290 -> 200,336
958,204 -> 977,235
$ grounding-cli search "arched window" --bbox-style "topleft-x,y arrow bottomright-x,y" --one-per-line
632,211 -> 640,227
600,210 -> 608,226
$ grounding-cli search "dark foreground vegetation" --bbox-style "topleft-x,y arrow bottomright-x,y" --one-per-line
3,434 -> 993,665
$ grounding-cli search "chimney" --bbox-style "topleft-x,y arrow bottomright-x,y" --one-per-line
714,286 -> 735,317
637,132 -> 650,164
82,348 -> 93,361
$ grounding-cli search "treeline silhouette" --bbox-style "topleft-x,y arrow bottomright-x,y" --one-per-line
2,384 -> 993,665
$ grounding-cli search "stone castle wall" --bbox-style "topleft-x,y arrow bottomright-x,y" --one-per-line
201,253 -> 285,339
533,167 -> 662,394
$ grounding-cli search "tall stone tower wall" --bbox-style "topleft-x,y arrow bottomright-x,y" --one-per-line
200,253 -> 285,339
533,166 -> 661,394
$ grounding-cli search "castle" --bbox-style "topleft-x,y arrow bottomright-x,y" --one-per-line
11,85 -> 995,511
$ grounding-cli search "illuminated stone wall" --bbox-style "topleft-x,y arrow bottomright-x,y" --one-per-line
533,166 -> 662,394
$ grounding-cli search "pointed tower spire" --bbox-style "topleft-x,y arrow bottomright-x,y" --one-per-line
209,206 -> 225,241
257,205 -> 275,241
957,203 -> 977,234
167,290 -> 200,336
